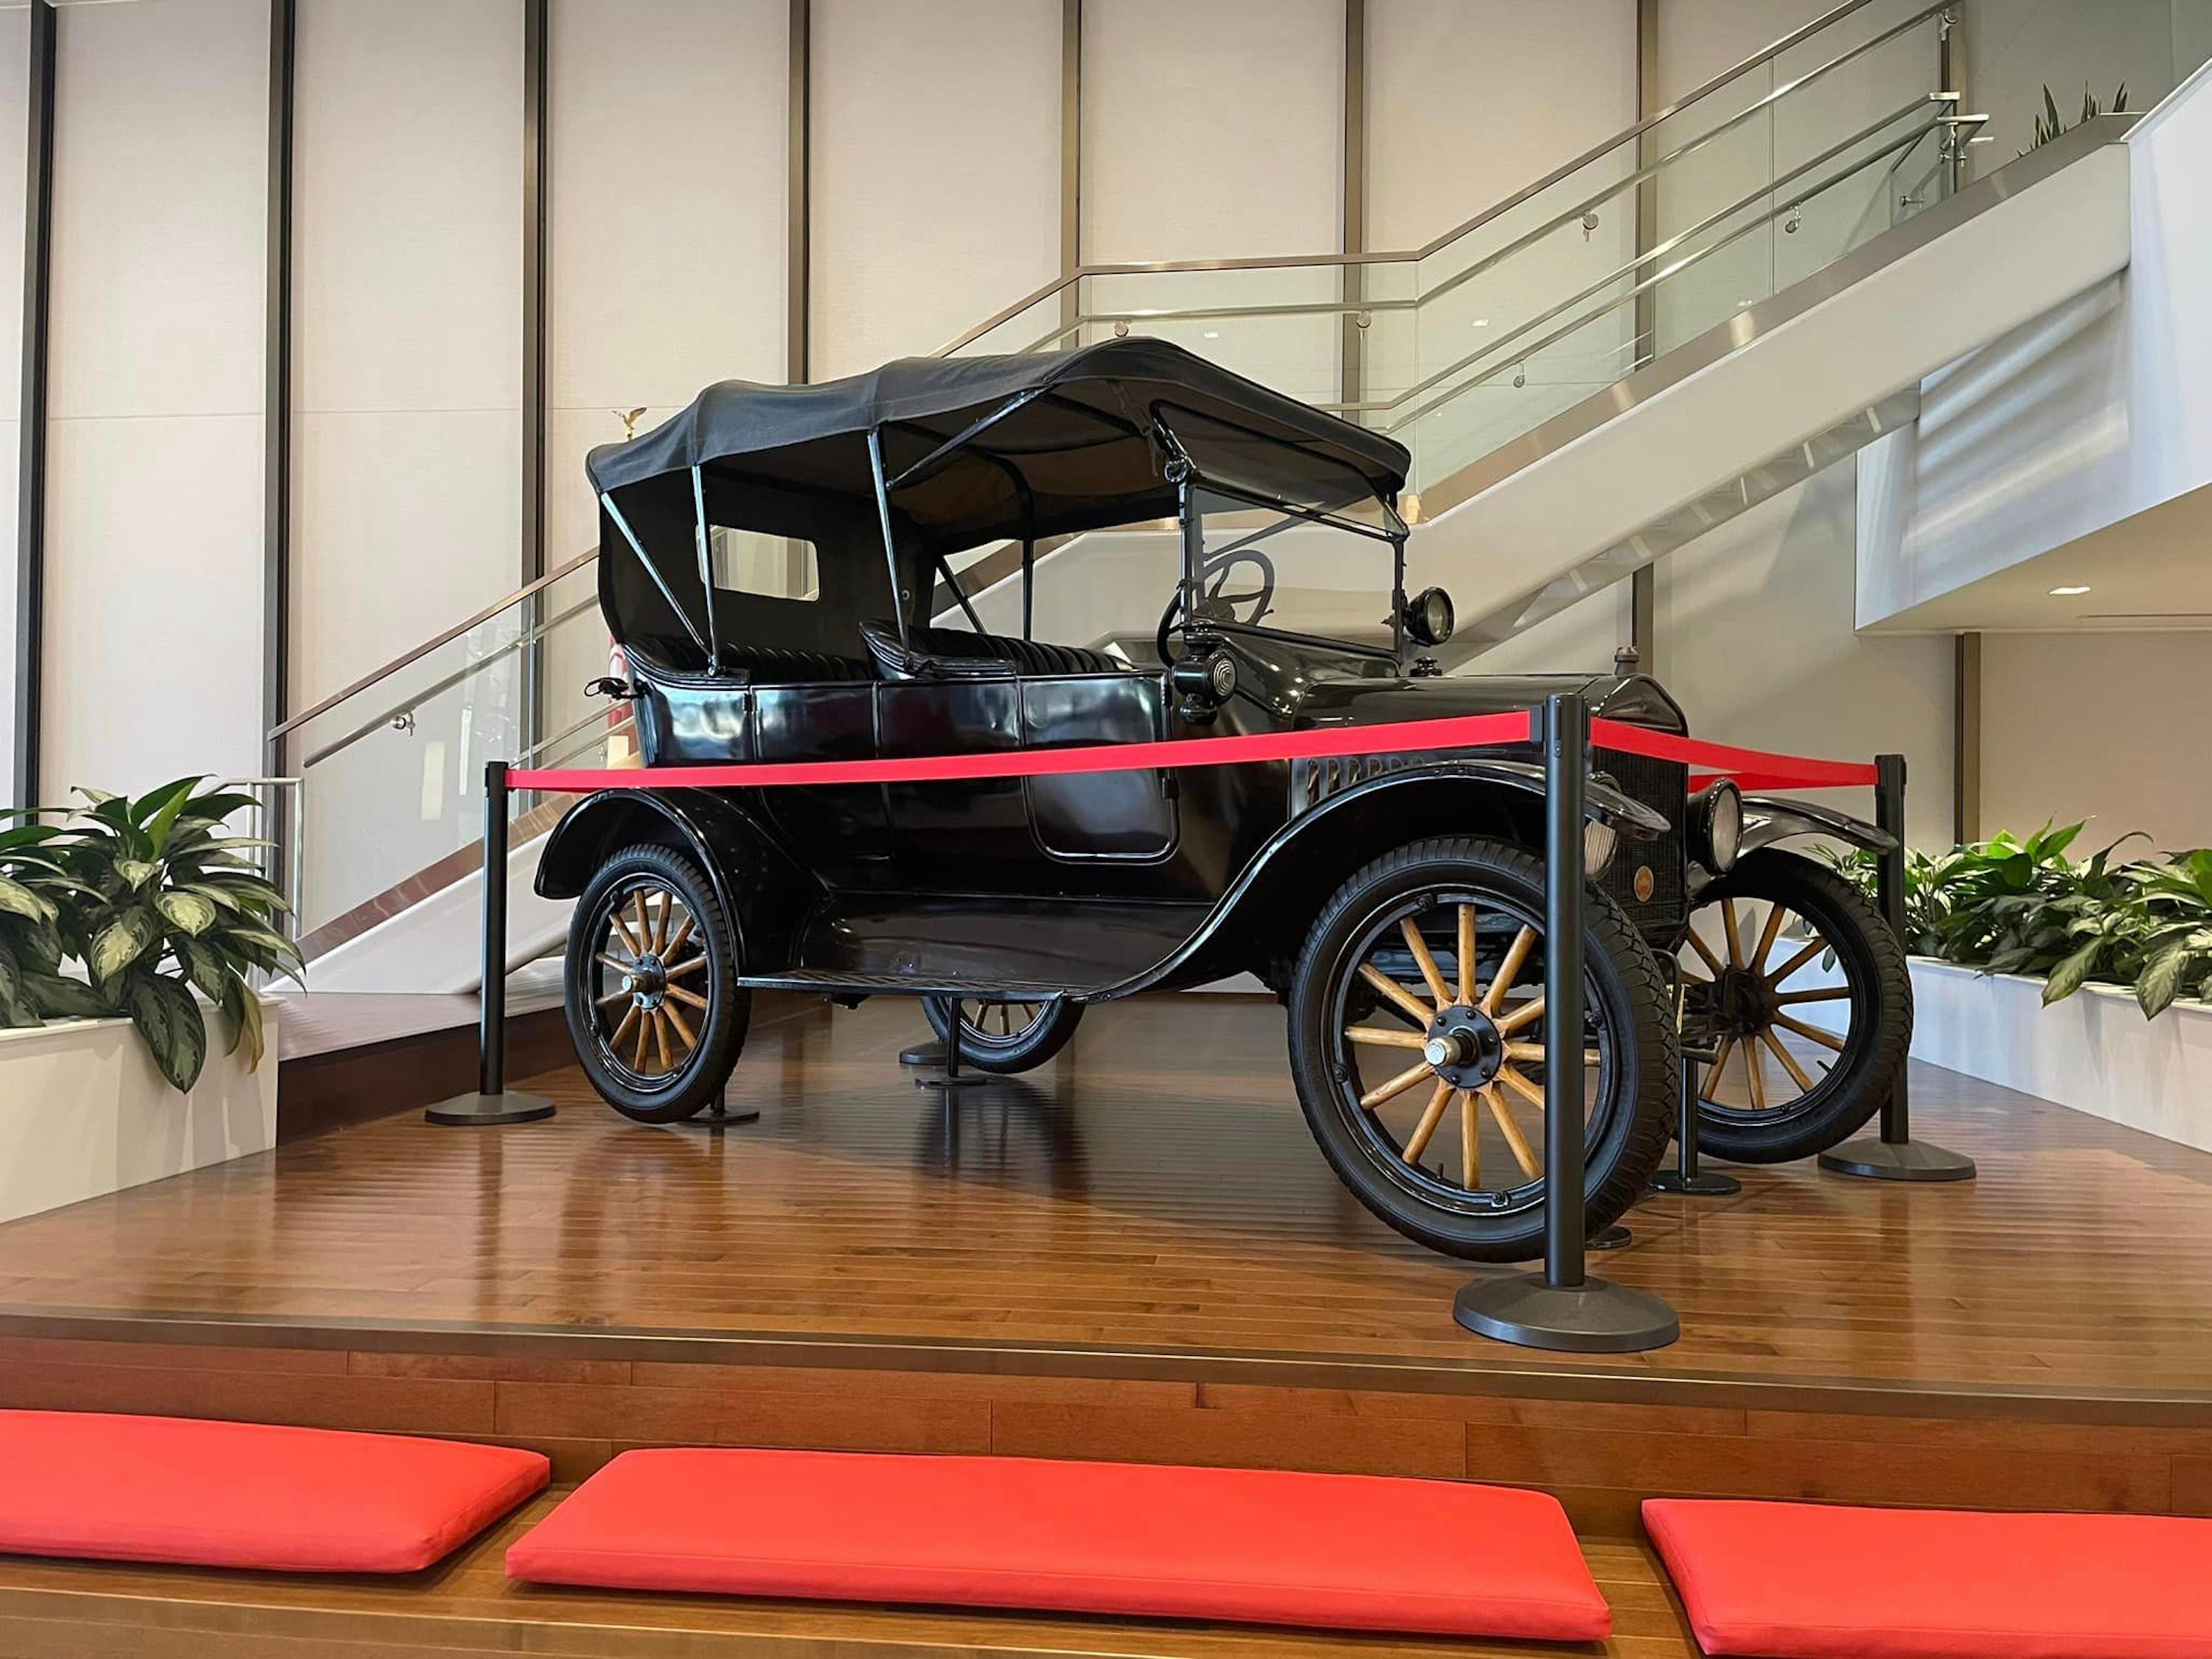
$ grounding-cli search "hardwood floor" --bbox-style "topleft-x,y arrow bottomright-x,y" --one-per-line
7,993 -> 2210,1396
4,995 -> 2212,1534
0,1494 -> 1701,1658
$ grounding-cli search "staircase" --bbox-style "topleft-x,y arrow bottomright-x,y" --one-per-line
272,0 -> 2143,998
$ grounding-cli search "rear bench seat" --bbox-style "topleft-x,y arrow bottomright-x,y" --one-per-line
860,620 -> 1124,680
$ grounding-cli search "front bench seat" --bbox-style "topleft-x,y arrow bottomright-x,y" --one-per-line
860,621 -> 1124,682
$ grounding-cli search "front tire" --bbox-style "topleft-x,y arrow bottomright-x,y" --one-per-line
1288,836 -> 1676,1262
1680,849 -> 1910,1164
923,995 -> 1083,1074
564,843 -> 748,1123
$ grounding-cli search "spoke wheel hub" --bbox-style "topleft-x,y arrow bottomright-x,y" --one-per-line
1424,1004 -> 1506,1090
1714,967 -> 1774,1034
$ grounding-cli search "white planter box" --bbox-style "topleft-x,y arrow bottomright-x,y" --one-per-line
0,999 -> 280,1225
1896,959 -> 2212,1153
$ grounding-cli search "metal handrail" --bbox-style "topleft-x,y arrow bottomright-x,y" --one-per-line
936,0 -> 1950,355
268,546 -> 599,744
296,591 -> 602,772
1382,114 -> 1952,434
1374,101 -> 1946,422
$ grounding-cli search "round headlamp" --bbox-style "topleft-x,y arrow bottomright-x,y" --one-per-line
1582,818 -> 1619,879
1692,779 -> 1743,873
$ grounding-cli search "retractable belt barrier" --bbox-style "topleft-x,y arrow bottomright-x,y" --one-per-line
447,698 -> 1948,1355
507,712 -> 1879,796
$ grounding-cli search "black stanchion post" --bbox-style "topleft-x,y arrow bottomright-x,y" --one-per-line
1819,753 -> 1973,1182
1453,695 -> 1679,1352
1652,1040 -> 1740,1195
914,995 -> 983,1092
426,760 -> 556,1126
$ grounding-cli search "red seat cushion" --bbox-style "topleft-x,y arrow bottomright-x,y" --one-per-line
0,1410 -> 548,1574
508,1449 -> 1610,1641
1645,1498 -> 2212,1658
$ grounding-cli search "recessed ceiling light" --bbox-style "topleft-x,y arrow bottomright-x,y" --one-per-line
2049,584 -> 2092,597
1202,330 -> 1220,339
1470,318 -> 1489,327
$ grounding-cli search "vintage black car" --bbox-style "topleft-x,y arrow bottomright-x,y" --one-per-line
539,339 -> 1910,1261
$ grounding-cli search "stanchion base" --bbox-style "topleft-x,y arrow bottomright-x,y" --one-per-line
1455,1273 -> 1680,1353
914,1072 -> 986,1092
1818,1136 -> 1976,1181
900,1040 -> 948,1067
425,1091 -> 555,1127
1589,1223 -> 1633,1251
684,1105 -> 762,1129
1652,1168 -> 1742,1196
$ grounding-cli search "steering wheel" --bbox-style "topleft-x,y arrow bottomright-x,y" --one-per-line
1154,549 -> 1278,665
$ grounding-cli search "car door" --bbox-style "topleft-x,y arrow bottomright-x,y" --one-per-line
1020,670 -> 1178,861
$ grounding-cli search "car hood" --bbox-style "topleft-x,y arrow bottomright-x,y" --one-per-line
1217,634 -> 1688,735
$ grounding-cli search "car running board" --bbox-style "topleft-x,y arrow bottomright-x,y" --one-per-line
751,895 -> 1214,1003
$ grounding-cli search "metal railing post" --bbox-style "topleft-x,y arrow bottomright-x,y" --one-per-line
1819,752 -> 1973,1181
1455,695 -> 1678,1351
425,760 -> 555,1127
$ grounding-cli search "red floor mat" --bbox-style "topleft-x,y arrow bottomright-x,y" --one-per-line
1645,1498 -> 2212,1658
507,1448 -> 1610,1641
0,1410 -> 548,1574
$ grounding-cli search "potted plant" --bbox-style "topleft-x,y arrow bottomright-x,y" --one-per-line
0,779 -> 300,1223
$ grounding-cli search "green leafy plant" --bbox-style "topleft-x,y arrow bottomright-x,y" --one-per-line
1826,823 -> 2212,1020
2028,80 -> 2128,150
0,779 -> 302,1090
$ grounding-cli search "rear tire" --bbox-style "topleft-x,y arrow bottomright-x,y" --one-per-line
564,843 -> 748,1123
923,995 -> 1083,1074
1680,849 -> 1909,1164
1287,836 -> 1676,1262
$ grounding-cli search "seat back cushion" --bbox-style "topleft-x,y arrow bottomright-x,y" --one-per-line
860,619 -> 1121,681
507,1447 -> 1610,1641
1644,1498 -> 2212,1659
0,1410 -> 549,1574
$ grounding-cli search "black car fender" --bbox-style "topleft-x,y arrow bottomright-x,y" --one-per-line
1111,759 -> 1669,995
535,788 -> 816,964
1739,795 -> 1896,858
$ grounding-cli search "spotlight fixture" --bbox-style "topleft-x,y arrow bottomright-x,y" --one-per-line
2049,584 -> 2092,597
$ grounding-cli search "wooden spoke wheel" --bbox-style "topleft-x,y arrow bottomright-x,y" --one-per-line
1677,849 -> 1910,1164
924,995 -> 1084,1075
1287,836 -> 1676,1262
563,843 -> 747,1124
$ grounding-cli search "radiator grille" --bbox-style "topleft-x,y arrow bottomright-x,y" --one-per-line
1596,745 -> 1687,934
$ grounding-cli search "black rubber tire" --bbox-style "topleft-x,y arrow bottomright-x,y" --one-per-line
1686,849 -> 1910,1164
923,995 -> 1084,1074
1287,836 -> 1677,1262
563,843 -> 748,1124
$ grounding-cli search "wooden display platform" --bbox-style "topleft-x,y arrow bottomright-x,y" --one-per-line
2,993 -> 2211,1556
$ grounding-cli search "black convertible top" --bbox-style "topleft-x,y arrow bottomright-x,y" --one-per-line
588,338 -> 1409,561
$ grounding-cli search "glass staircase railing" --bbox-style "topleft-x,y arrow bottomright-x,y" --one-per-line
943,0 -> 1972,503
274,554 -> 634,952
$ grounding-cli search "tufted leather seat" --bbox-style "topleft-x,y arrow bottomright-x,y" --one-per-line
721,645 -> 872,684
860,621 -> 1124,682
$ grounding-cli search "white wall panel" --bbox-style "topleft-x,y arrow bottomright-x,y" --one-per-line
546,0 -> 787,754
1983,630 -> 2212,849
1367,0 -> 1634,251
811,0 -> 1060,380
0,9 -> 27,797
291,0 -> 523,712
1663,467 -> 1952,845
41,0 -> 267,799
1367,0 -> 1636,487
1082,0 -> 1341,402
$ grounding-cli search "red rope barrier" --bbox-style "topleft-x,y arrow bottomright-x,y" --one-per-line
509,709 -> 1876,796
